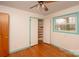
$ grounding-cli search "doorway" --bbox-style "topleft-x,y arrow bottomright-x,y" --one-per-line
38,19 -> 43,44
29,17 -> 43,46
0,13 -> 9,56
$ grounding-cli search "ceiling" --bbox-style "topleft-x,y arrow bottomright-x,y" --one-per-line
0,1 -> 79,16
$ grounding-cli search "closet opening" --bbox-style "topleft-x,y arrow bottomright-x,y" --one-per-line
38,19 -> 43,44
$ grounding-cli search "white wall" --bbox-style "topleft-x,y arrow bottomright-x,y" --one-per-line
0,5 -> 43,53
44,5 -> 79,54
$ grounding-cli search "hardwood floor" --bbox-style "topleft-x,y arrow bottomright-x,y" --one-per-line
9,43 -> 75,57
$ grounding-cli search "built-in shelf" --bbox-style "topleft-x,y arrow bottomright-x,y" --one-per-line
38,19 -> 43,43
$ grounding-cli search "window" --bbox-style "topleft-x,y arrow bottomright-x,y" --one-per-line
54,13 -> 77,33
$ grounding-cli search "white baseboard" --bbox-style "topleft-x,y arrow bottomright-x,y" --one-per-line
9,46 -> 30,54
64,49 -> 79,56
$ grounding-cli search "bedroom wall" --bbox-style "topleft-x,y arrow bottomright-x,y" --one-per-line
44,5 -> 79,55
0,5 -> 43,53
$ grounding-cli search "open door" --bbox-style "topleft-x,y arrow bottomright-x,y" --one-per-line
30,17 -> 38,46
0,13 -> 9,57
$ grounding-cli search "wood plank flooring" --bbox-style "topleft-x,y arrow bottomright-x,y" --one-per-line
9,43 -> 76,57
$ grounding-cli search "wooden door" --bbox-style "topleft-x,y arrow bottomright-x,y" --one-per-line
30,18 -> 38,46
0,13 -> 9,57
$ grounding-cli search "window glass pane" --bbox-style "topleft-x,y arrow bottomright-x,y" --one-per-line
55,16 -> 76,32
56,18 -> 66,31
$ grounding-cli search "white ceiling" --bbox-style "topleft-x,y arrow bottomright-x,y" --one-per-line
0,1 -> 79,16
